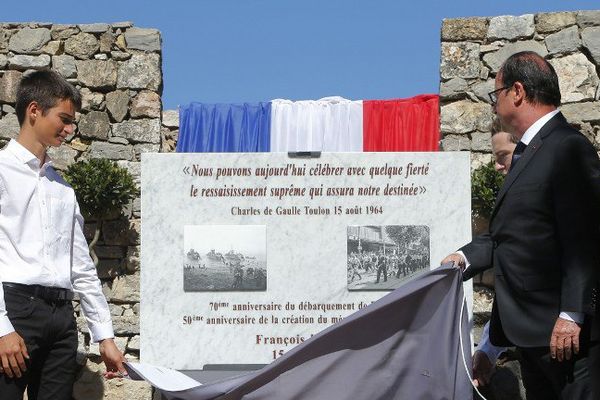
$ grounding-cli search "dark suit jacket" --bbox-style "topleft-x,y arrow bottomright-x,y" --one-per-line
462,112 -> 600,347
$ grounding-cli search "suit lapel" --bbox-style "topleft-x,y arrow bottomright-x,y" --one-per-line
490,112 -> 567,222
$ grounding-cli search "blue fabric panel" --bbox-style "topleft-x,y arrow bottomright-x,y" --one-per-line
176,102 -> 271,152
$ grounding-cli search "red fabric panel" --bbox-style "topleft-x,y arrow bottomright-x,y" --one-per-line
363,95 -> 440,152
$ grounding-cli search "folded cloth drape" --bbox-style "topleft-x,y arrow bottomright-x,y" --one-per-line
176,95 -> 440,153
176,102 -> 271,152
270,97 -> 363,152
363,94 -> 440,152
156,265 -> 472,400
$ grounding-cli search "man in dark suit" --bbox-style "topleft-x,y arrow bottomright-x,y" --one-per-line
443,51 -> 600,399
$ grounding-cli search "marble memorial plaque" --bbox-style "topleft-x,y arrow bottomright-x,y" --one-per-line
141,152 -> 471,369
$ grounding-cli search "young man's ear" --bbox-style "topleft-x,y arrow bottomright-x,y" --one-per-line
26,101 -> 40,124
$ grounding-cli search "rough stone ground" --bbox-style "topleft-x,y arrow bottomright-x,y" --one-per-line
473,286 -> 525,400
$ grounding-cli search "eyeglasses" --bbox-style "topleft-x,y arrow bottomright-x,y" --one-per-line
488,86 -> 511,105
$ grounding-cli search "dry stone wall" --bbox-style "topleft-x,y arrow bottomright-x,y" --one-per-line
0,21 -> 165,399
440,11 -> 600,170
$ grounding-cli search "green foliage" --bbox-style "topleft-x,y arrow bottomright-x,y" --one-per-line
63,158 -> 139,220
471,161 -> 504,220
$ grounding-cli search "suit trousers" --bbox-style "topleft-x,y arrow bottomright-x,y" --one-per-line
519,341 -> 599,400
0,285 -> 78,400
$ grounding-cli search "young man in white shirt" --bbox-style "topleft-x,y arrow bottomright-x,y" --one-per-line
0,69 -> 126,399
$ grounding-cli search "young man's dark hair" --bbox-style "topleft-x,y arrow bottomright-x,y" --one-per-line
498,51 -> 561,108
15,69 -> 82,126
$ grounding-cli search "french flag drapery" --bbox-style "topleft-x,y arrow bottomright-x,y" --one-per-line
176,94 -> 439,153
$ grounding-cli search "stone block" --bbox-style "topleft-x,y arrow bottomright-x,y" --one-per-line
2,104 -> 15,113
561,102 -> 600,124
439,77 -> 468,100
582,27 -> 600,66
52,54 -> 77,78
69,137 -> 90,152
42,40 -> 61,55
482,40 -> 548,73
536,12 -> 577,33
99,31 -> 115,53
127,335 -> 140,352
577,10 -> 600,28
544,26 -> 581,55
134,143 -> 160,160
487,14 -> 534,40
8,27 -> 51,53
76,59 -> 118,89
46,144 -> 78,170
8,54 -> 51,70
112,119 -> 161,144
95,245 -> 125,259
111,51 -> 131,61
440,134 -> 470,151
471,79 -> 496,103
441,17 -> 488,41
471,153 -> 493,170
441,100 -> 493,134
0,54 -> 7,68
51,24 -> 79,40
131,90 -> 161,118
111,273 -> 140,304
549,53 -> 599,103
65,32 -> 99,59
124,28 -> 161,52
79,23 -> 110,33
162,110 -> 179,128
0,30 -> 10,53
0,70 -> 22,103
471,131 -> 492,151
440,42 -> 480,80
116,158 -> 141,186
0,114 -> 20,140
125,246 -> 140,272
96,258 -> 122,279
117,53 -> 161,90
79,111 -> 111,140
110,303 -> 125,317
129,219 -> 140,245
87,141 -> 133,160
102,218 -> 130,246
106,90 -> 130,122
80,88 -> 105,112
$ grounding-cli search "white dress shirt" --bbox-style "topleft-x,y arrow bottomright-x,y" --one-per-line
0,139 -> 114,342
460,109 -> 582,324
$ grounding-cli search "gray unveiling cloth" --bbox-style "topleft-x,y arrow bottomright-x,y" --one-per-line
146,265 -> 472,400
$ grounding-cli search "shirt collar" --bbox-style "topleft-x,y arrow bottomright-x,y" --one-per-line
520,109 -> 560,145
6,139 -> 53,171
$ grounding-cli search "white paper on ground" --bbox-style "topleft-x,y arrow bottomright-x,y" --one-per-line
125,362 -> 202,392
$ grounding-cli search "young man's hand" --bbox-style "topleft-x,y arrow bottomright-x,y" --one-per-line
99,338 -> 127,379
0,331 -> 29,378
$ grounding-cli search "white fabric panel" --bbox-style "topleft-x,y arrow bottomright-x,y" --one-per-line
270,97 -> 363,152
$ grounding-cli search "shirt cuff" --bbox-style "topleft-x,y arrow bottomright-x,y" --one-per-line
88,321 -> 115,343
478,322 -> 507,363
455,250 -> 471,270
0,315 -> 15,338
559,311 -> 584,324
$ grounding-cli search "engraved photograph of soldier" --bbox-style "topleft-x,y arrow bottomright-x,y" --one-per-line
183,225 -> 267,291
346,225 -> 430,291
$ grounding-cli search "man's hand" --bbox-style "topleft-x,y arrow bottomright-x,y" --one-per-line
99,338 -> 127,379
472,350 -> 494,387
0,331 -> 29,378
550,317 -> 581,362
441,253 -> 466,270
